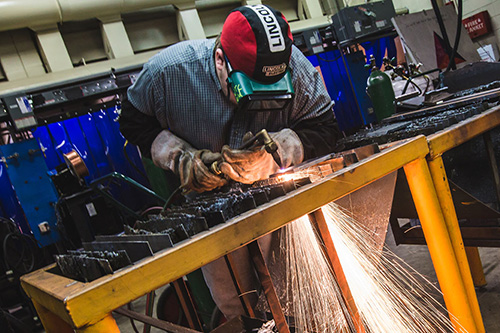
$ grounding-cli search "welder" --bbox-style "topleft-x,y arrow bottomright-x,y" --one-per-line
119,4 -> 341,320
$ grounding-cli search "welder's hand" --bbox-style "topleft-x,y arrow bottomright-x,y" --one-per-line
151,130 -> 227,192
182,150 -> 228,192
269,128 -> 304,168
218,145 -> 279,184
219,128 -> 304,184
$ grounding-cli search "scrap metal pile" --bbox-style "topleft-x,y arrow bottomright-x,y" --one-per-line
340,101 -> 491,149
55,176 -> 316,282
55,250 -> 131,282
452,80 -> 500,98
341,81 -> 500,150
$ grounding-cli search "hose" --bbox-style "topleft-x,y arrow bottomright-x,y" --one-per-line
2,232 -> 35,275
161,186 -> 183,214
445,0 -> 463,73
430,0 -> 454,70
123,140 -> 148,180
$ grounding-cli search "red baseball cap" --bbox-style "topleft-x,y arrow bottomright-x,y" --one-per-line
220,5 -> 293,84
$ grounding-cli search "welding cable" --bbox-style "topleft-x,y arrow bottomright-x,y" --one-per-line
126,302 -> 140,333
140,206 -> 164,217
445,0 -> 463,73
401,76 -> 423,95
0,218 -> 37,275
384,62 -> 424,96
2,233 -> 35,275
122,140 -> 148,180
430,0 -> 454,70
160,186 -> 183,214
423,75 -> 431,94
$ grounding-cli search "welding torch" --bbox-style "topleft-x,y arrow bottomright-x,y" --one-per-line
210,129 -> 282,175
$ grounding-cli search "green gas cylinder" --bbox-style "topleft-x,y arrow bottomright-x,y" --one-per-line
366,55 -> 395,122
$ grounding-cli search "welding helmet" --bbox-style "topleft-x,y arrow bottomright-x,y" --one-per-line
221,5 -> 295,112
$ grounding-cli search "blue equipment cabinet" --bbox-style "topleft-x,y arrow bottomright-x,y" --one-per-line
0,139 -> 60,247
308,50 -> 376,133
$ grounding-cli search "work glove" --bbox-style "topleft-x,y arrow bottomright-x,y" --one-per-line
151,130 -> 227,192
219,128 -> 304,184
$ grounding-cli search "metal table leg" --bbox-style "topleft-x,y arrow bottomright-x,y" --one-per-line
247,240 -> 290,333
465,247 -> 487,287
403,158 -> 478,333
224,253 -> 257,318
31,300 -> 74,333
171,278 -> 204,331
427,156 -> 485,332
308,208 -> 365,333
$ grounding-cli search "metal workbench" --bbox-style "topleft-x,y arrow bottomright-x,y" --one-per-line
423,105 -> 500,333
20,132 -> 482,332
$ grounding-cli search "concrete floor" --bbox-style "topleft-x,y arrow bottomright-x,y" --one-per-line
385,227 -> 500,333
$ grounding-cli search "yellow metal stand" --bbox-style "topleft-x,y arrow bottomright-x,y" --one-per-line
21,136 -> 430,332
423,105 -> 500,333
74,314 -> 120,333
20,135 -> 484,333
465,247 -> 487,287
404,158 -> 477,333
427,157 -> 484,333
32,300 -> 74,333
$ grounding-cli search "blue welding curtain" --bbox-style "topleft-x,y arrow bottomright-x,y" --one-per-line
32,105 -> 150,210
0,105 -> 151,240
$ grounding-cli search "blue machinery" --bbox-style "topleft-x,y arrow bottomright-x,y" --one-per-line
304,37 -> 397,133
0,68 -> 150,248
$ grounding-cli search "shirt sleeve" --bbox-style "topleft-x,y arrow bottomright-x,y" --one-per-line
288,46 -> 342,160
118,98 -> 162,159
120,58 -> 168,158
127,61 -> 166,119
294,111 -> 344,160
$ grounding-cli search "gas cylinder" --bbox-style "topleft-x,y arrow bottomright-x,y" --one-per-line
366,55 -> 395,121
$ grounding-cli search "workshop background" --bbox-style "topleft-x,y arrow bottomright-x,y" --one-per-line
0,0 -> 500,332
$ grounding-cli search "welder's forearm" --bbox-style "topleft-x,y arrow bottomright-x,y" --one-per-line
118,99 -> 162,159
151,130 -> 194,174
293,111 -> 343,160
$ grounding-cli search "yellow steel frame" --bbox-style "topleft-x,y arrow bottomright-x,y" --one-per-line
423,105 -> 500,333
19,121 -> 491,333
404,158 -> 476,333
21,136 -> 429,332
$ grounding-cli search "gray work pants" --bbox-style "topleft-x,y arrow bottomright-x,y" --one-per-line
201,233 -> 273,320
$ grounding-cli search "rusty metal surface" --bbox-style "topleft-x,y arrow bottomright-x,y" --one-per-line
247,241 -> 290,333
335,172 -> 397,251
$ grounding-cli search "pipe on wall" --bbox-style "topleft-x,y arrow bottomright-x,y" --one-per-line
0,0 -> 197,32
0,0 -> 62,31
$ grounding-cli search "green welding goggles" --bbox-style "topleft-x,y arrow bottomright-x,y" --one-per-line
226,59 -> 295,112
